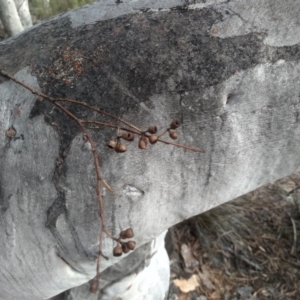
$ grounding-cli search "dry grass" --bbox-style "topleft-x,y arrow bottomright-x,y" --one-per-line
168,173 -> 300,300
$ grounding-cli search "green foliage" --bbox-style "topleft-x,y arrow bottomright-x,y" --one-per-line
29,0 -> 95,21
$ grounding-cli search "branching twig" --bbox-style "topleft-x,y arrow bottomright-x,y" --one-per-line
82,120 -> 205,153
0,68 -> 205,292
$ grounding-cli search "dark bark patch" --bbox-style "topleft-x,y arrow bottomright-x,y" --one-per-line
0,6 -> 300,199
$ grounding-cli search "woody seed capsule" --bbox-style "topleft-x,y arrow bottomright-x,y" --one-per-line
107,140 -> 117,149
89,280 -> 99,293
169,130 -> 179,140
122,243 -> 130,254
5,127 -> 16,138
126,240 -> 136,250
120,228 -> 134,239
147,126 -> 157,134
170,120 -> 180,130
149,135 -> 158,144
138,136 -> 147,149
113,245 -> 123,257
115,142 -> 127,153
122,132 -> 134,141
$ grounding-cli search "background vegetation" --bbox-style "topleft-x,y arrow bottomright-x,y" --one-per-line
29,0 -> 95,21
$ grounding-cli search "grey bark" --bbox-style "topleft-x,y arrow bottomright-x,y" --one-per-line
0,0 -> 300,299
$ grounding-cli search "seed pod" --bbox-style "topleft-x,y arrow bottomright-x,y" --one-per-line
170,120 -> 180,130
147,126 -> 157,134
115,142 -> 127,153
126,241 -> 136,250
122,243 -> 130,254
122,132 -> 134,141
138,136 -> 147,149
89,280 -> 99,293
113,245 -> 123,257
5,127 -> 16,139
169,130 -> 179,140
120,228 -> 134,239
107,140 -> 117,149
149,135 -> 158,144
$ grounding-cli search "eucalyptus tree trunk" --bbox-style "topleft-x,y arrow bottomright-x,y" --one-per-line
0,0 -> 24,36
14,0 -> 32,29
0,1 -> 300,300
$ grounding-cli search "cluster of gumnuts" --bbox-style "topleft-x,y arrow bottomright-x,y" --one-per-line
113,228 -> 136,256
107,120 -> 180,153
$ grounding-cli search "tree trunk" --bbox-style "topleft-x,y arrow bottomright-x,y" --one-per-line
0,0 -> 24,36
14,0 -> 32,29
0,0 -> 300,299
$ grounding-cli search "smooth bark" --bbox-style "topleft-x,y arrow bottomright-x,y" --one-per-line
14,0 -> 32,29
0,0 -> 23,36
0,0 -> 300,299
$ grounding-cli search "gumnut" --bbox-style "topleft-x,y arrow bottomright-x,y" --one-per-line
170,120 -> 180,130
169,130 -> 179,140
138,136 -> 147,149
113,245 -> 123,257
107,140 -> 117,149
147,126 -> 157,134
122,243 -> 130,254
122,132 -> 134,141
149,135 -> 158,144
89,279 -> 99,293
115,142 -> 127,153
5,127 -> 16,139
120,228 -> 134,239
126,241 -> 136,250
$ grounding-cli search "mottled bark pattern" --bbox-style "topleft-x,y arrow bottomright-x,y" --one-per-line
1,0 -> 300,299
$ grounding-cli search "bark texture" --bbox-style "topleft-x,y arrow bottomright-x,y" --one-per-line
0,0 -> 300,299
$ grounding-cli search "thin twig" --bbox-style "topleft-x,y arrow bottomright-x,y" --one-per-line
53,103 -> 114,194
157,128 -> 168,139
222,246 -> 263,271
81,120 -> 141,135
0,69 -> 115,283
157,137 -> 205,153
55,97 -> 142,133
0,69 -> 51,99
0,69 -> 205,153
83,120 -> 206,153
0,69 -> 142,133
0,68 -> 205,290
